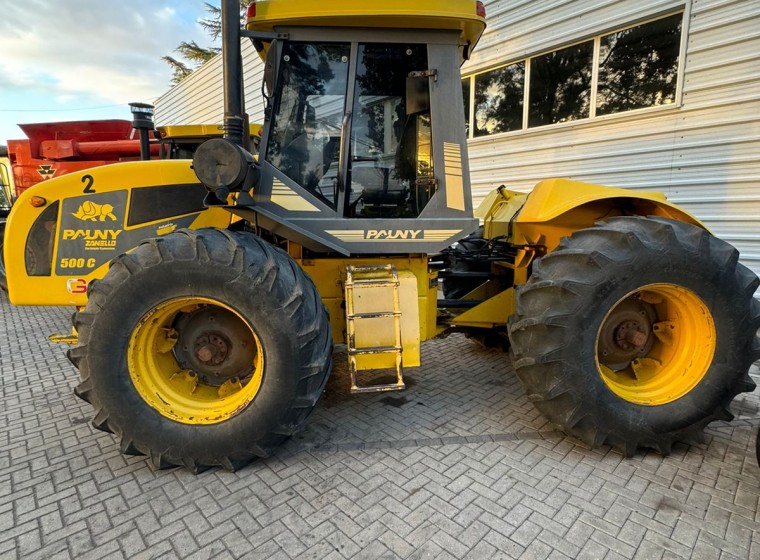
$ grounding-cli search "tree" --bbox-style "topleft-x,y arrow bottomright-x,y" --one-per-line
164,1 -> 248,85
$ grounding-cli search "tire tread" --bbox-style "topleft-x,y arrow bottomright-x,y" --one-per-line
70,228 -> 333,472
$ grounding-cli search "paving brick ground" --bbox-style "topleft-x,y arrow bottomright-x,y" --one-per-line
1,292 -> 759,559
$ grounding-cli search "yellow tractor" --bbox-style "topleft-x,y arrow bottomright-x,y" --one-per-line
4,0 -> 759,472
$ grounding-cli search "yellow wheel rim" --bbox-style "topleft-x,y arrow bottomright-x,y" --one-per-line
595,284 -> 716,406
128,297 -> 264,425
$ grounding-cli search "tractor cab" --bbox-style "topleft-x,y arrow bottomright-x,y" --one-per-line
196,0 -> 486,255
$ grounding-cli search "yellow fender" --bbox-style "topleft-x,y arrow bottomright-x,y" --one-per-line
4,160 -> 232,306
481,178 -> 705,252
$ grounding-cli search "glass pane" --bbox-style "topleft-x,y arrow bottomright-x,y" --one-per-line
474,62 -> 525,136
265,43 -> 350,209
597,14 -> 682,116
462,78 -> 471,135
348,44 -> 432,218
528,42 -> 593,127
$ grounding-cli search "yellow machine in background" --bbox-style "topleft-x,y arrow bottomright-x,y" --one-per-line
0,149 -> 15,291
3,0 -> 758,472
0,153 -> 12,206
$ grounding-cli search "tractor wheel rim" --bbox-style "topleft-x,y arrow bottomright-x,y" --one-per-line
595,284 -> 716,406
128,297 -> 264,425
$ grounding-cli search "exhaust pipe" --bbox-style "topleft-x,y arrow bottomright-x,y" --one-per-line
221,0 -> 246,148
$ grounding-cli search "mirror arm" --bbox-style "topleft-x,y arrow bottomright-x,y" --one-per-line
241,30 -> 289,41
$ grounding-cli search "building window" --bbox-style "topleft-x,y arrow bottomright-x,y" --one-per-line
474,62 -> 525,137
528,43 -> 593,127
597,13 -> 682,116
463,12 -> 683,137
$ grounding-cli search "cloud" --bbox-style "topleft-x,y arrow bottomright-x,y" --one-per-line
0,0 -> 211,106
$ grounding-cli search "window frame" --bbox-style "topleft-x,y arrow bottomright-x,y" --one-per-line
463,8 -> 689,140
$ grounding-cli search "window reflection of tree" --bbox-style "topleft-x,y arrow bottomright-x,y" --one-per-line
529,42 -> 593,127
462,79 -> 471,133
266,43 -> 348,207
354,45 -> 426,155
350,44 -> 431,218
474,63 -> 524,136
597,15 -> 681,115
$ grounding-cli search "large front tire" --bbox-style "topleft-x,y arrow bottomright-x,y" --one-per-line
68,229 -> 332,472
509,217 -> 760,456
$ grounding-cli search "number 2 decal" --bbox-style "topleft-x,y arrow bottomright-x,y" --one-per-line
82,174 -> 95,193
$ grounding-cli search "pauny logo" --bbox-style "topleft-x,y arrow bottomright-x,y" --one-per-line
72,201 -> 117,222
365,230 -> 422,240
37,165 -> 56,179
61,228 -> 122,249
65,201 -> 121,248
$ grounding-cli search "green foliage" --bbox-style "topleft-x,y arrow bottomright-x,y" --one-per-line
164,1 -> 248,85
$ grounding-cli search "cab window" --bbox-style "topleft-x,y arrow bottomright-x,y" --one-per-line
347,44 -> 433,218
265,42 -> 350,209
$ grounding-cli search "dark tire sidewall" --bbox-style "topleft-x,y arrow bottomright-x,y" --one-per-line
82,232 -> 327,462
567,255 -> 746,434
511,217 -> 757,447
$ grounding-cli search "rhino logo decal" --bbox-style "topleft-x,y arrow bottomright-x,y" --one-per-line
72,200 -> 117,222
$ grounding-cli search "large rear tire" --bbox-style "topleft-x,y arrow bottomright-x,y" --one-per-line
68,229 -> 332,472
509,217 -> 760,456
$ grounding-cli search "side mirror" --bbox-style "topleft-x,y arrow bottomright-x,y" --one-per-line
406,73 -> 431,115
263,41 -> 278,99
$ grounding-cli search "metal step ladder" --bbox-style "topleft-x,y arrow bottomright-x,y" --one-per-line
345,265 -> 405,394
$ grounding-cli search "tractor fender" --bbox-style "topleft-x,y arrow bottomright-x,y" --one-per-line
510,178 -> 705,251
4,159 -> 232,306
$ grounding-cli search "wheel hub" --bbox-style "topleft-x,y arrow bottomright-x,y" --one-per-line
595,284 -> 717,406
128,296 -> 266,426
194,333 -> 231,365
614,320 -> 649,351
598,299 -> 655,370
174,306 -> 257,385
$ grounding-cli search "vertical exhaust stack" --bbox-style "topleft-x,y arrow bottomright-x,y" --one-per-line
222,0 -> 246,148
129,103 -> 155,161
192,0 -> 259,202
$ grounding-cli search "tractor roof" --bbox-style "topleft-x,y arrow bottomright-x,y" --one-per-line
157,124 -> 262,140
245,0 -> 486,59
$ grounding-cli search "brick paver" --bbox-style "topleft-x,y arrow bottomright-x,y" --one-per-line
1,293 -> 759,559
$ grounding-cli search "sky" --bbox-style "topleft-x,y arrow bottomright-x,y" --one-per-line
0,1 -> 214,144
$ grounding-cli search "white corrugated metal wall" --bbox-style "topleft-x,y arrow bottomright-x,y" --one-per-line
154,0 -> 760,278
464,0 -> 760,279
154,39 -> 265,127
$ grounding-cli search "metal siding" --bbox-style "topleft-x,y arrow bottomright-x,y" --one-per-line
465,0 -> 760,281
154,40 -> 266,127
